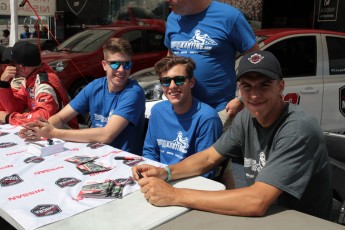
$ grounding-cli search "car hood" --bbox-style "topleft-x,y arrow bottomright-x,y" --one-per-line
40,50 -> 85,63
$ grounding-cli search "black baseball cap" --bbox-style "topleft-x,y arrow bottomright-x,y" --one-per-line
2,41 -> 41,67
237,50 -> 282,81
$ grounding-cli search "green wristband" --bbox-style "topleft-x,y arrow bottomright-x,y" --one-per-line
163,167 -> 171,182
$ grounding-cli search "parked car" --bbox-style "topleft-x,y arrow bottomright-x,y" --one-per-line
40,25 -> 167,98
136,28 -> 345,133
18,38 -> 59,51
113,6 -> 166,28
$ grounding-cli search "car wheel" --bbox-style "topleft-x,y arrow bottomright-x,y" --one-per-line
68,78 -> 93,99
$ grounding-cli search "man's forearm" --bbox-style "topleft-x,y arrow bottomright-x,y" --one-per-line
169,146 -> 223,180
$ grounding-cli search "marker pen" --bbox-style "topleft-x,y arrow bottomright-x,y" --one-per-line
114,156 -> 142,160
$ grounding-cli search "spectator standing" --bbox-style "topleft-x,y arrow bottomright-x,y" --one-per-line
0,42 -> 78,128
143,56 -> 222,179
164,0 -> 259,126
20,25 -> 32,39
0,30 -> 10,47
19,38 -> 146,156
132,51 -> 332,220
31,22 -> 44,38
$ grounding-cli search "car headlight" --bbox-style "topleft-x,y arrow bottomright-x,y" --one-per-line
143,82 -> 163,101
48,59 -> 70,73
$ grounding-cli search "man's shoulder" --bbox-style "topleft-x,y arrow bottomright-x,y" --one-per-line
279,103 -> 322,136
196,99 -> 219,117
152,100 -> 170,111
209,1 -> 238,12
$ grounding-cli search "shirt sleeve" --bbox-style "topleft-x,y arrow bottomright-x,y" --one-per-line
69,82 -> 92,115
113,83 -> 145,126
142,108 -> 160,162
0,83 -> 27,113
231,11 -> 257,53
213,112 -> 244,159
9,83 -> 59,125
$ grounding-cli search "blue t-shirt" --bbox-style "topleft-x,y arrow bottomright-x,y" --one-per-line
143,98 -> 222,178
165,1 -> 256,111
70,77 -> 145,155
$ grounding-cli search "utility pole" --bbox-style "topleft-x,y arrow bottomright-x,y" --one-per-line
9,0 -> 19,46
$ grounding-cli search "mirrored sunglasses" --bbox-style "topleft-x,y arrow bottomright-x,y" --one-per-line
106,61 -> 133,70
160,76 -> 191,87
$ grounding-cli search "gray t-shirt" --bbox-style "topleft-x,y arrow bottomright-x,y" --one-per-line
214,103 -> 332,219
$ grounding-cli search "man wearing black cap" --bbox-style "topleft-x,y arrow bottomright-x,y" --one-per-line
0,42 -> 78,128
131,50 -> 332,220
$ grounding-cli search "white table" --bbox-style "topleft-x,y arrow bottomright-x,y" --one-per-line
35,177 -> 225,230
154,206 -> 345,230
0,125 -> 225,230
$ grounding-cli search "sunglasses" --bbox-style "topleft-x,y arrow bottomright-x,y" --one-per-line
106,61 -> 133,70
160,76 -> 191,87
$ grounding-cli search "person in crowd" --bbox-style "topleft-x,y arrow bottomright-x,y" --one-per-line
20,25 -> 32,39
143,56 -> 222,179
41,26 -> 49,39
0,41 -> 78,128
164,0 -> 259,127
19,38 -> 146,155
31,22 -> 44,38
132,51 -> 332,220
0,29 -> 10,47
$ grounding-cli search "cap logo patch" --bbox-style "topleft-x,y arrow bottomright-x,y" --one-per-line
248,53 -> 264,64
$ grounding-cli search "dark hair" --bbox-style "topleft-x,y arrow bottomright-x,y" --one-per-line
103,38 -> 133,59
154,56 -> 196,78
3,29 -> 9,37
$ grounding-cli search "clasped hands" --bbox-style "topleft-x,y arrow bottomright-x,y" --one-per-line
131,164 -> 177,206
18,117 -> 54,141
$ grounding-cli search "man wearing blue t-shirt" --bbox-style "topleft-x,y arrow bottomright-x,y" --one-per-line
20,25 -> 32,39
20,38 -> 145,155
165,0 -> 259,126
165,0 -> 260,188
143,56 -> 222,178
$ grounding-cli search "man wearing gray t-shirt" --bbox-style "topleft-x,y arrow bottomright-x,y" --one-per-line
131,50 -> 332,220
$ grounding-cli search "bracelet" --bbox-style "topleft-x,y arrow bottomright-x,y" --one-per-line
236,96 -> 243,104
163,167 -> 171,182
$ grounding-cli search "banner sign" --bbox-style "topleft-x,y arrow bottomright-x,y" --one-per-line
317,0 -> 339,21
0,0 -> 56,16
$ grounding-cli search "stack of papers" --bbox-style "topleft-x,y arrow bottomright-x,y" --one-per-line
28,139 -> 65,157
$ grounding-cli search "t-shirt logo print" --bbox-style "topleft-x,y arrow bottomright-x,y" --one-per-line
157,131 -> 189,153
189,29 -> 217,45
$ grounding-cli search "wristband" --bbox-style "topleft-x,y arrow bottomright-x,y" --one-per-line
0,80 -> 10,88
236,96 -> 243,104
5,113 -> 10,124
163,167 -> 171,182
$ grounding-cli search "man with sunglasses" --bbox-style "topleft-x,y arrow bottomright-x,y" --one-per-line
132,51 -> 332,220
19,38 -> 146,155
142,56 -> 222,179
0,41 -> 78,128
